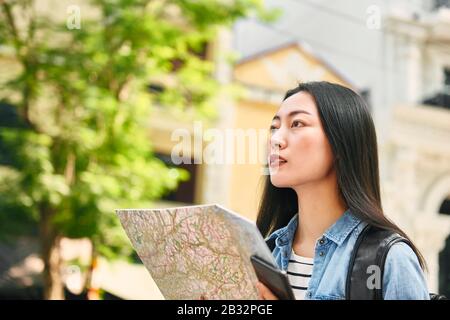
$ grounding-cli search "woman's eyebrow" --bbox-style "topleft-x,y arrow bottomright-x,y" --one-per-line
272,109 -> 312,121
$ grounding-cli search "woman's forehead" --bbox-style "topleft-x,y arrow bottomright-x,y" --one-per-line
276,91 -> 317,117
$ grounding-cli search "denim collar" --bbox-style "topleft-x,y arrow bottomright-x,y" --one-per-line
271,208 -> 361,247
272,214 -> 298,247
323,208 -> 361,245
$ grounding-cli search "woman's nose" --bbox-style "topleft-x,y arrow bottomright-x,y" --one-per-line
270,133 -> 286,150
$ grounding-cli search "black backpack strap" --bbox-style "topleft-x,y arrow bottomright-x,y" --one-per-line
345,224 -> 412,300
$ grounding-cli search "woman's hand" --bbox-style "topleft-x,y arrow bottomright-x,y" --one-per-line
256,281 -> 279,300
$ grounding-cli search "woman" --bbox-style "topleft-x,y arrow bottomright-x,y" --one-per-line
255,81 -> 429,300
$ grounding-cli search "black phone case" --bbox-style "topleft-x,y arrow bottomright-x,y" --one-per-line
250,255 -> 296,300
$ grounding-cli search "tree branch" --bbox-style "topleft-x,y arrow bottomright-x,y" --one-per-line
2,2 -> 40,132
1,2 -> 23,55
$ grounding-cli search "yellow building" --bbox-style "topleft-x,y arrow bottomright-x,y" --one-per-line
229,41 -> 356,220
154,39 -> 358,223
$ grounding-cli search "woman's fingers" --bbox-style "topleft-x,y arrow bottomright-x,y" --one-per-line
256,281 -> 279,300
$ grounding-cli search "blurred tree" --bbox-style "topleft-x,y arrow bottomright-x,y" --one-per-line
0,0 -> 278,299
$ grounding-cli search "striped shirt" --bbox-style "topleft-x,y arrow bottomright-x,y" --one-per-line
287,249 -> 314,300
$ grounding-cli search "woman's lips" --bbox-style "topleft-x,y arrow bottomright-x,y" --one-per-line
269,154 -> 288,167
270,160 -> 287,168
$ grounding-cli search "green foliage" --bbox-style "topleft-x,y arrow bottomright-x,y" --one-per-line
0,0 -> 272,260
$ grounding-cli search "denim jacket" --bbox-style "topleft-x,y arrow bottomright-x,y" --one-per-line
265,209 -> 430,300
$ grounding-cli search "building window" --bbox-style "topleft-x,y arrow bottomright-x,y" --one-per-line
444,67 -> 450,88
359,89 -> 372,114
433,0 -> 450,10
421,67 -> 450,109
154,152 -> 198,204
438,198 -> 450,297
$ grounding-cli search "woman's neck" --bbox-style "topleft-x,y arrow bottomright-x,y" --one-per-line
291,171 -> 348,257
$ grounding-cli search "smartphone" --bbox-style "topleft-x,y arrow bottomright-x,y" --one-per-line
250,254 -> 296,300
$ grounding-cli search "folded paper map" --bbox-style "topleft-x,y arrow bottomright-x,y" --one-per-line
116,204 -> 277,299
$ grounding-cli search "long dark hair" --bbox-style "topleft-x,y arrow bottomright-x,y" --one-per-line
256,81 -> 427,271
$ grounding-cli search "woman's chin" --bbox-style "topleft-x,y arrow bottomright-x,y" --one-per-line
270,177 -> 291,188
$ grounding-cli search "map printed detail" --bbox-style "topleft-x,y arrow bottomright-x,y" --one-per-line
116,204 -> 277,299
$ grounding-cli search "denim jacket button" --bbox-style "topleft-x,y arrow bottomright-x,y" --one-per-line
319,251 -> 325,257
319,239 -> 325,245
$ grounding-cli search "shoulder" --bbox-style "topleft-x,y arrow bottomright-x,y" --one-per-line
386,241 -> 418,263
383,241 -> 430,300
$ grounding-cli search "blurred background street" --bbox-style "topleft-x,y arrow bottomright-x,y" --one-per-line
0,0 -> 449,299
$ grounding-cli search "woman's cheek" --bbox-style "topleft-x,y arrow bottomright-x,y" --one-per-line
291,133 -> 317,159
291,135 -> 331,177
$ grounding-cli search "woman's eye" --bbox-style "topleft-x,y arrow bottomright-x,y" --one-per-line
291,120 -> 303,128
269,125 -> 278,132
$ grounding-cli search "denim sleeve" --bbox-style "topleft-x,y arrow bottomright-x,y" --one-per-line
383,242 -> 430,300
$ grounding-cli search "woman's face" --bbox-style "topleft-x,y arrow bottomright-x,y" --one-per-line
268,91 -> 335,188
